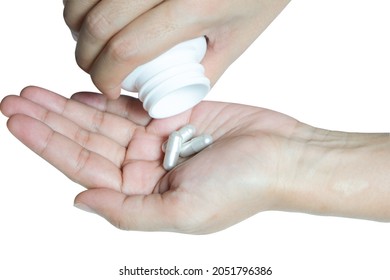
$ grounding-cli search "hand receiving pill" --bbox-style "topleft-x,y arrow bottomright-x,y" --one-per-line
162,124 -> 213,170
4,87 -> 390,233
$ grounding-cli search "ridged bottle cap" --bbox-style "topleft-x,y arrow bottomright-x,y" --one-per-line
122,37 -> 210,119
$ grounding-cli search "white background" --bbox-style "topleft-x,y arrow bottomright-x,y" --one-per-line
1,1 -> 390,279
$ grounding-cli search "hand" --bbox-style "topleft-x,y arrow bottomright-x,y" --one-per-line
1,86 -> 296,233
2,87 -> 390,233
63,0 -> 291,98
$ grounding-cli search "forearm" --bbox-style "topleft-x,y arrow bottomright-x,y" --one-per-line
274,126 -> 390,221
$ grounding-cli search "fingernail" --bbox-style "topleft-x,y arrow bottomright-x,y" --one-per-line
71,31 -> 79,41
74,203 -> 96,214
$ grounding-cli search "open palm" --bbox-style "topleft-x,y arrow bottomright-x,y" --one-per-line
1,86 -> 301,233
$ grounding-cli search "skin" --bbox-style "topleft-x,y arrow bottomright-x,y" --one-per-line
1,86 -> 390,234
63,0 -> 291,98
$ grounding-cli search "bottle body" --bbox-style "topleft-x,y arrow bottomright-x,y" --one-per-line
122,37 -> 210,119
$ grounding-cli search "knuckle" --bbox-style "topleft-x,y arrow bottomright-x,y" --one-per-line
63,5 -> 76,30
84,10 -> 112,40
107,36 -> 140,64
63,1 -> 84,31
75,54 -> 90,73
74,47 -> 91,72
91,109 -> 105,132
74,148 -> 91,176
39,130 -> 55,158
74,127 -> 90,148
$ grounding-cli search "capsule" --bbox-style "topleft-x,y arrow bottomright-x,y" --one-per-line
163,131 -> 183,170
177,124 -> 196,142
179,134 -> 213,157
162,124 -> 196,152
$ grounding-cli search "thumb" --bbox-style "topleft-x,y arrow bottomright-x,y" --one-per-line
74,188 -> 187,232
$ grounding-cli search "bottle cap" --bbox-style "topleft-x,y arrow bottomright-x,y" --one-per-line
122,37 -> 210,119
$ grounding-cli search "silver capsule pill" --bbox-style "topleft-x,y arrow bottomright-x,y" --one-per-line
177,124 -> 196,143
162,124 -> 196,153
180,134 -> 213,157
163,131 -> 183,170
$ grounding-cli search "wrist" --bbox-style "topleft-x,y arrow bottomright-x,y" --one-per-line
272,124 -> 390,221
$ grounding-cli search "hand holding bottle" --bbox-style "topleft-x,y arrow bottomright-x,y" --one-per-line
63,0 -> 291,98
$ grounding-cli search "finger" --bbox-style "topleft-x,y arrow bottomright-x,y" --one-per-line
71,92 -> 192,138
63,0 -> 100,33
75,0 -> 163,73
71,91 -> 152,126
7,114 -> 122,191
74,188 -> 193,232
20,86 -> 136,147
89,1 -> 204,98
1,95 -> 125,167
70,92 -> 171,195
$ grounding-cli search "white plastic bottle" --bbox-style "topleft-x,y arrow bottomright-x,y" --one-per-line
121,37 -> 210,119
